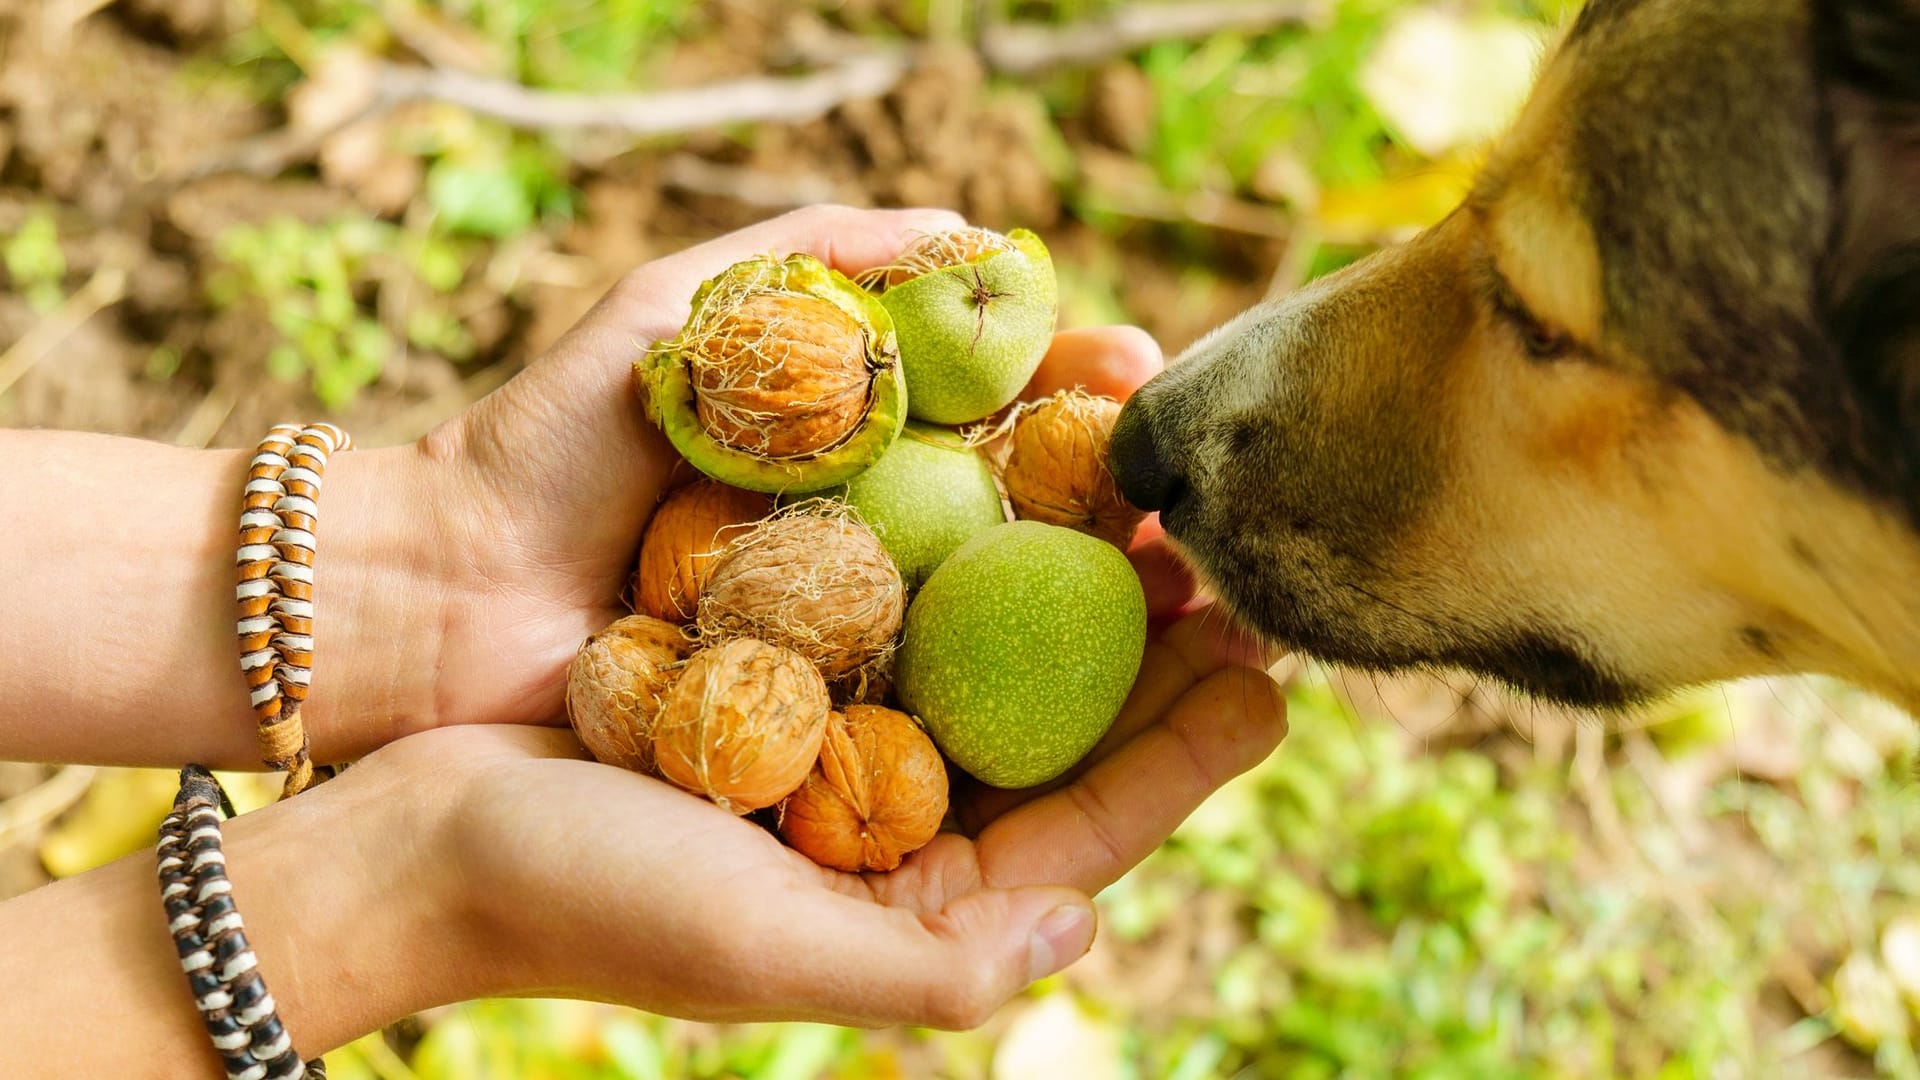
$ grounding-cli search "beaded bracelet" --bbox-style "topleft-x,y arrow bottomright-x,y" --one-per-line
236,422 -> 352,798
155,421 -> 351,1077
158,767 -> 324,1080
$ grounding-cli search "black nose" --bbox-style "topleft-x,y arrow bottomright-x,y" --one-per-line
1108,396 -> 1187,512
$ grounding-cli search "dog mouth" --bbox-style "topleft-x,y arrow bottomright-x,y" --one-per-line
1165,509 -> 1644,708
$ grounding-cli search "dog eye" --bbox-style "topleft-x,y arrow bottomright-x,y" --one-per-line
1500,302 -> 1574,360
1519,319 -> 1573,360
1479,260 -> 1579,361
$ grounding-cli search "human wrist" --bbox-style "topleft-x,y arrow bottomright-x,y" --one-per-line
297,441 -> 458,761
209,742 -> 502,1053
0,742 -> 489,1075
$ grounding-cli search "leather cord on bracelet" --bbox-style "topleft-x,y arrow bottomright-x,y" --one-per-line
235,422 -> 352,799
158,766 -> 325,1080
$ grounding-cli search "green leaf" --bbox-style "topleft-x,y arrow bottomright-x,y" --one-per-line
145,346 -> 183,381
601,1018 -> 665,1080
4,209 -> 65,294
36,768 -> 180,878
265,344 -> 306,382
427,161 -> 536,238
410,236 -> 468,294
752,1024 -> 849,1080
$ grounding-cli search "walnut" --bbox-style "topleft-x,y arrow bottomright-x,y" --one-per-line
634,479 -> 773,623
565,615 -> 691,774
778,705 -> 949,872
1002,390 -> 1145,549
652,638 -> 831,814
696,507 -> 904,680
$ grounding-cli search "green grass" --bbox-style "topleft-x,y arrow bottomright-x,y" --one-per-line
3,208 -> 66,314
207,216 -> 476,407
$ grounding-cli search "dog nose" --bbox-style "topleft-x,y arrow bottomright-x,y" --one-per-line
1108,396 -> 1186,512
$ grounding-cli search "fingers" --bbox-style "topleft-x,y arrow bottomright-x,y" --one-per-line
957,605 -> 1283,826
1106,610 -> 1284,755
619,204 -> 968,317
738,882 -> 1095,1029
1128,527 -> 1204,624
974,665 -> 1287,895
1020,325 -> 1164,402
1159,604 -> 1290,677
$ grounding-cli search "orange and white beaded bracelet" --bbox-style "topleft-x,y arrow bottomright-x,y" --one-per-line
234,422 -> 352,798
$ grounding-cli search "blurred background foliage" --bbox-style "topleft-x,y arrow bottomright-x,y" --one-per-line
3,0 -> 1919,1077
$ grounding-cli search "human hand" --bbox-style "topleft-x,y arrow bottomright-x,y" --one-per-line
391,205 -> 1212,754
411,599 -> 1281,1028
0,609 -> 1279,1077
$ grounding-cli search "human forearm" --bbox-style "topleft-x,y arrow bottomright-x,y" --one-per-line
0,745 -> 491,1076
0,431 -> 453,766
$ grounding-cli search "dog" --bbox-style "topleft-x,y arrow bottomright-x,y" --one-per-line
1109,0 -> 1920,714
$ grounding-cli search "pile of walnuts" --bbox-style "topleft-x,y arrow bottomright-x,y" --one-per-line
567,500 -> 944,872
572,231 -> 1145,874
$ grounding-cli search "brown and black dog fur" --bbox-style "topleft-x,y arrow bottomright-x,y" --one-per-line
1109,0 -> 1920,713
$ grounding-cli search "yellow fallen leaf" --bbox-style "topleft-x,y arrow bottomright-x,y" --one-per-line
1315,160 -> 1476,243
1832,951 -> 1909,1052
991,992 -> 1123,1080
1882,915 -> 1920,1022
322,1032 -> 418,1080
37,767 -> 180,879
213,770 -> 285,816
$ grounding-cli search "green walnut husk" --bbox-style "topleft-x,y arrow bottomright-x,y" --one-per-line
895,521 -> 1146,789
637,254 -> 907,494
789,421 -> 1008,591
860,228 -> 1058,425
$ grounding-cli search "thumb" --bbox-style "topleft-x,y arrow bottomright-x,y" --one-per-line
759,881 -> 1097,1029
447,205 -> 965,516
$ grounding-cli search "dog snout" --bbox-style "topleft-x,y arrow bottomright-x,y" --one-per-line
1109,394 -> 1187,513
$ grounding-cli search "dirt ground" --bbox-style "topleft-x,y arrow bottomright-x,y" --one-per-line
0,8 -> 1272,450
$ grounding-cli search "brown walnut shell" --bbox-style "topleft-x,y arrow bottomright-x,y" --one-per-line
634,479 -> 774,623
1002,390 -> 1146,550
651,637 -> 832,814
778,705 -> 949,872
565,615 -> 692,774
687,289 -> 873,460
695,509 -> 904,680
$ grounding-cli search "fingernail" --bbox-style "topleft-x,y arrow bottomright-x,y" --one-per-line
1028,904 -> 1096,982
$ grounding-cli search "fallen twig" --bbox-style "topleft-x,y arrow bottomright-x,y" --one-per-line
658,154 -> 857,211
0,265 -> 129,399
980,0 -> 1315,75
0,766 -> 97,853
374,51 -> 910,138
182,50 -> 909,183
187,1 -> 1316,185
178,96 -> 391,182
1081,183 -> 1293,239
172,383 -> 238,449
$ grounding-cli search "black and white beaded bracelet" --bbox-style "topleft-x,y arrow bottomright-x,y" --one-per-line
158,767 -> 324,1080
